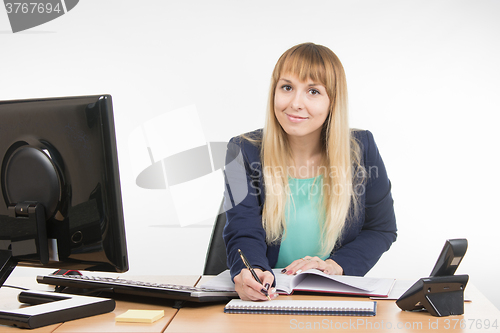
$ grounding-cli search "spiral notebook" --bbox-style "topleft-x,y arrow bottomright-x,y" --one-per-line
224,300 -> 377,316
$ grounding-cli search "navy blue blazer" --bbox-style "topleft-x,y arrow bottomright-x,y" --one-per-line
222,129 -> 397,282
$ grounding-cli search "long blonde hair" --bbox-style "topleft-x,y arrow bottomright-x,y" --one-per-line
260,43 -> 364,257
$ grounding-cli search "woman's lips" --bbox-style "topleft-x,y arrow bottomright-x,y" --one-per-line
286,113 -> 308,123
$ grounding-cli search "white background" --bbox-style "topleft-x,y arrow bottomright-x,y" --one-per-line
1,0 -> 499,310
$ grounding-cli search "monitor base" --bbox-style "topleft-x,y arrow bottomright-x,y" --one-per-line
0,252 -> 115,329
0,289 -> 115,329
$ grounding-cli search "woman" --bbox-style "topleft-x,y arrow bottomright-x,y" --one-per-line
223,43 -> 397,301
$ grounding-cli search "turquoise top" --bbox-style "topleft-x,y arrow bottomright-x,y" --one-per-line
275,176 -> 328,268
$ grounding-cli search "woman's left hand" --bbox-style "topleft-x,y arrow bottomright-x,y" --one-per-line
282,256 -> 343,275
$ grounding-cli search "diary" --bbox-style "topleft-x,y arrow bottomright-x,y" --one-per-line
202,269 -> 395,297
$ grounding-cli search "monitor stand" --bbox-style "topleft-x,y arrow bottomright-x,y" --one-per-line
0,251 -> 116,329
0,249 -> 17,287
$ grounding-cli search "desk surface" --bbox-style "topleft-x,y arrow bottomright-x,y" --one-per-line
167,276 -> 500,333
166,284 -> 500,333
1,273 -> 499,333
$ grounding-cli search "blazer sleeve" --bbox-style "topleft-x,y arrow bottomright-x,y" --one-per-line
222,137 -> 273,282
329,130 -> 397,276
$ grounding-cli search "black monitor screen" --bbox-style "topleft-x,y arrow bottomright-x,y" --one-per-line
0,95 -> 128,275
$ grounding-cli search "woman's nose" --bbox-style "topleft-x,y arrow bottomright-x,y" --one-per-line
291,92 -> 304,110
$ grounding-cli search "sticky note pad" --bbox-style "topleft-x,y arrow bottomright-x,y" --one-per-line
115,309 -> 165,323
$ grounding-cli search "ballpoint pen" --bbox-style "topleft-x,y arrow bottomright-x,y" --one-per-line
238,249 -> 272,301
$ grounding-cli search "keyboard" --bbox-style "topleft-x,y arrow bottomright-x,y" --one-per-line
37,274 -> 238,303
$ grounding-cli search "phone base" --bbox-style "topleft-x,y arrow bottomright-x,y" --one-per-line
396,275 -> 469,317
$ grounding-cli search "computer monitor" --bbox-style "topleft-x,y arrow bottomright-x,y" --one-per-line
0,95 -> 128,328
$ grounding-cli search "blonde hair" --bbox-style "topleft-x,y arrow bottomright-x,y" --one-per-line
259,43 -> 364,257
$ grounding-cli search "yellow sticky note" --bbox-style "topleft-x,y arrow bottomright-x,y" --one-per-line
115,309 -> 165,323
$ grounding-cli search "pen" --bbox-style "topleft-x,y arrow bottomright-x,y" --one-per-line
238,249 -> 272,301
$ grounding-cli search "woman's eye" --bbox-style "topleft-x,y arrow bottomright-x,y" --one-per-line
282,85 -> 292,91
309,89 -> 320,95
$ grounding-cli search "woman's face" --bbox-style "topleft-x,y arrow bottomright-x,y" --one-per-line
274,74 -> 330,142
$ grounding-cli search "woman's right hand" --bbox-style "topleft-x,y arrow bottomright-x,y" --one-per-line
233,268 -> 277,301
